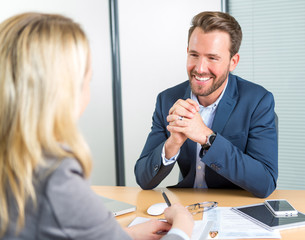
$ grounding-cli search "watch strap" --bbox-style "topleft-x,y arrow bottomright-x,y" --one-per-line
199,132 -> 217,157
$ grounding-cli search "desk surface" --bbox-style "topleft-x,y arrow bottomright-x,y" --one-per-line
92,186 -> 305,240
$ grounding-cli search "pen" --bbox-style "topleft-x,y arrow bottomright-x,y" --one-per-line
199,221 -> 214,240
162,190 -> 171,207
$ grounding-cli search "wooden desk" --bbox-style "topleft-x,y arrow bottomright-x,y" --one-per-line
92,186 -> 305,240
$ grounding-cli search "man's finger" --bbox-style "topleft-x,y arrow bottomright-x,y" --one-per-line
186,98 -> 200,112
169,99 -> 198,115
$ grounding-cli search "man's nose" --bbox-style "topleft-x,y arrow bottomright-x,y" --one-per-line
196,57 -> 208,73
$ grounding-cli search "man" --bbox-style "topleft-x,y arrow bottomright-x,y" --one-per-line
134,11 -> 278,198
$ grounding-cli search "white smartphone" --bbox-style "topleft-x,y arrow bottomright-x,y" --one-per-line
265,199 -> 298,216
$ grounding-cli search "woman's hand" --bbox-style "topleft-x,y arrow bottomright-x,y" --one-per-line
125,219 -> 171,240
163,203 -> 194,238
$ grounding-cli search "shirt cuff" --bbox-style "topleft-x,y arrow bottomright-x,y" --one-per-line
161,144 -> 180,166
167,228 -> 190,240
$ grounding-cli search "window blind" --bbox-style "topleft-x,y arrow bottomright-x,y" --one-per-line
229,0 -> 305,189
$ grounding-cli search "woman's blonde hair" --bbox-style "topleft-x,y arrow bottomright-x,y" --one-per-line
0,12 -> 92,235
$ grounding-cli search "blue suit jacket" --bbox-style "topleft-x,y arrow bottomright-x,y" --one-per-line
135,74 -> 278,198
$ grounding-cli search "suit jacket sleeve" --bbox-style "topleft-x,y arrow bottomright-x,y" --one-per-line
204,87 -> 278,198
134,91 -> 176,189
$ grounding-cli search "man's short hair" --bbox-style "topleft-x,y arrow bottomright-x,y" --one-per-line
188,11 -> 242,58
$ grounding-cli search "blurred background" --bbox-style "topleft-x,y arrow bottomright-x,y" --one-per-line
1,0 -> 304,190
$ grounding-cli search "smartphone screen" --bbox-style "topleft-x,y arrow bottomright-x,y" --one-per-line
265,200 -> 298,216
267,200 -> 295,211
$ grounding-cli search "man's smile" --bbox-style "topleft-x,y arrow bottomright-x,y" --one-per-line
194,75 -> 212,82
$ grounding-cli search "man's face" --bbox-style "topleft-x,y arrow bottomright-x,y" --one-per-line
187,27 -> 238,101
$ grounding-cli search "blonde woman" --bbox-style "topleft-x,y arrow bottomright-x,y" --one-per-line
0,12 -> 193,240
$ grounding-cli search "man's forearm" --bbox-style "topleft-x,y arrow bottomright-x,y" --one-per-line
164,137 -> 183,159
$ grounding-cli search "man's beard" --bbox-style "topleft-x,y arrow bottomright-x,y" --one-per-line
189,68 -> 229,97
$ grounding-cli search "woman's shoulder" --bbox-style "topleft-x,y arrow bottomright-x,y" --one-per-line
33,156 -> 85,197
49,156 -> 84,178
36,156 -> 128,239
39,155 -> 88,197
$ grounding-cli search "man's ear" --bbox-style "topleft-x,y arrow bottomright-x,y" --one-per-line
229,53 -> 240,72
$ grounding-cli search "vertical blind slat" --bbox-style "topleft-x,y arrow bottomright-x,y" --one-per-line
229,0 -> 305,190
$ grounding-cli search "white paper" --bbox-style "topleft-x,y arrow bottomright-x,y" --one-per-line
128,216 -> 151,226
128,208 -> 281,240
128,216 -> 206,240
200,207 -> 281,239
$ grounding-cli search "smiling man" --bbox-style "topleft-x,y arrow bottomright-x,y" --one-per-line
134,11 -> 278,198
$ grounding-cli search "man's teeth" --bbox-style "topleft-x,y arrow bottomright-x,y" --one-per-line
195,76 -> 210,81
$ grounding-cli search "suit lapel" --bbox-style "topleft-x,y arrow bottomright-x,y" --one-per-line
183,84 -> 191,100
212,74 -> 238,133
206,74 -> 238,187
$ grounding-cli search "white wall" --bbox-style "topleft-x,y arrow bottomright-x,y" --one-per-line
0,0 -> 116,186
119,0 -> 221,187
1,0 -> 221,188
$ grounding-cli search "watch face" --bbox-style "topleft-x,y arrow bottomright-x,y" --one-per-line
201,133 -> 216,151
208,133 -> 217,145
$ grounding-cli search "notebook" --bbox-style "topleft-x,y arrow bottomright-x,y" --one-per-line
232,203 -> 305,230
100,196 -> 136,216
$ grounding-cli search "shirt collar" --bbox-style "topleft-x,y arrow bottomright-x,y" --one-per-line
191,79 -> 228,109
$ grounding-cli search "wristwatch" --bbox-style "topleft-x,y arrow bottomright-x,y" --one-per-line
201,132 -> 217,151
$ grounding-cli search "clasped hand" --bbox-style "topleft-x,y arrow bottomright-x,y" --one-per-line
167,98 -> 212,146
